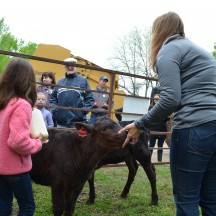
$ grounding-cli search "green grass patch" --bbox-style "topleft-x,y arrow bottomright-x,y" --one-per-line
12,165 -> 176,215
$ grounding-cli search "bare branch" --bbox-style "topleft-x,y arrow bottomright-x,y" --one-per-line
109,27 -> 157,96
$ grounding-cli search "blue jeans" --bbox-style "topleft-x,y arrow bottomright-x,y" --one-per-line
149,135 -> 166,161
170,121 -> 216,216
0,172 -> 35,216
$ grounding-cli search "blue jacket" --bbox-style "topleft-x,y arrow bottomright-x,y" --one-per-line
50,73 -> 95,126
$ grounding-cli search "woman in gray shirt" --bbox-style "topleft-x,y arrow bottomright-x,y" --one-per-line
119,12 -> 216,216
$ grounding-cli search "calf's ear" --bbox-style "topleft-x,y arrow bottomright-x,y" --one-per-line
74,122 -> 93,133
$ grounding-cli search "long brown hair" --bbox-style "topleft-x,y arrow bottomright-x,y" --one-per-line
0,58 -> 37,109
149,12 -> 185,71
148,94 -> 160,111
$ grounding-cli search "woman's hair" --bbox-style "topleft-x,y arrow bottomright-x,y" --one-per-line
149,94 -> 160,110
0,58 -> 37,109
149,12 -> 185,71
41,71 -> 56,89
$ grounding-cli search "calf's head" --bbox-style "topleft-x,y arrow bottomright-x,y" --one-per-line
74,117 -> 126,149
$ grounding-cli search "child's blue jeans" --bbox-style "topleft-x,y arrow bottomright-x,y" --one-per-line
0,172 -> 35,216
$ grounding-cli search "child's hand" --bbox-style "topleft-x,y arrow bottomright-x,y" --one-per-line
38,133 -> 49,144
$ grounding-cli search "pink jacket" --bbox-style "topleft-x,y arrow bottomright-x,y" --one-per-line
0,98 -> 42,175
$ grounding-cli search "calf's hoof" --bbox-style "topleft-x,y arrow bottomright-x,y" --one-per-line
86,199 -> 95,205
151,195 -> 158,205
120,192 -> 128,199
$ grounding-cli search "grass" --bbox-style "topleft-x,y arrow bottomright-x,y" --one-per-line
12,165 -> 176,216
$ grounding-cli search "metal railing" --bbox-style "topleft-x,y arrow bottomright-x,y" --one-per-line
0,49 -> 171,165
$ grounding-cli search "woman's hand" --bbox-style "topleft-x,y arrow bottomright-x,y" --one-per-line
118,122 -> 140,148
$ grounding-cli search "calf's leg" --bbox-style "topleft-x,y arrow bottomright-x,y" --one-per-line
64,185 -> 85,216
132,148 -> 158,205
51,183 -> 65,216
120,155 -> 138,198
87,172 -> 96,204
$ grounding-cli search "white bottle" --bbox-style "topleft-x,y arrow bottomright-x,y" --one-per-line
30,108 -> 49,141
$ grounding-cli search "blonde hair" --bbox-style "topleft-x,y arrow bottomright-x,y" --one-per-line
37,92 -> 46,97
149,12 -> 185,71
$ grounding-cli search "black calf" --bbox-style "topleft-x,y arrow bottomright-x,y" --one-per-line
87,121 -> 158,205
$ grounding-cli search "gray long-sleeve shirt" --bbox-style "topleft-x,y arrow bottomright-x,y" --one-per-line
135,35 -> 216,130
92,86 -> 109,111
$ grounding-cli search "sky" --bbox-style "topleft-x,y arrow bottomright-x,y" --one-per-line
0,0 -> 216,68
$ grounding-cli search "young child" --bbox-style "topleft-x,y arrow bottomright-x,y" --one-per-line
36,92 -> 54,127
37,71 -> 56,108
0,58 -> 44,216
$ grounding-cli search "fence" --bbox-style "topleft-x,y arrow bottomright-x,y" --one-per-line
0,49 -> 171,165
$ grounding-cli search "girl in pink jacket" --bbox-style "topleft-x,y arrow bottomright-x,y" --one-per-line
0,58 -> 44,216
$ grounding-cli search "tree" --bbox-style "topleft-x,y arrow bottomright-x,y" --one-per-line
109,27 -> 157,97
212,43 -> 216,59
0,17 -> 38,73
